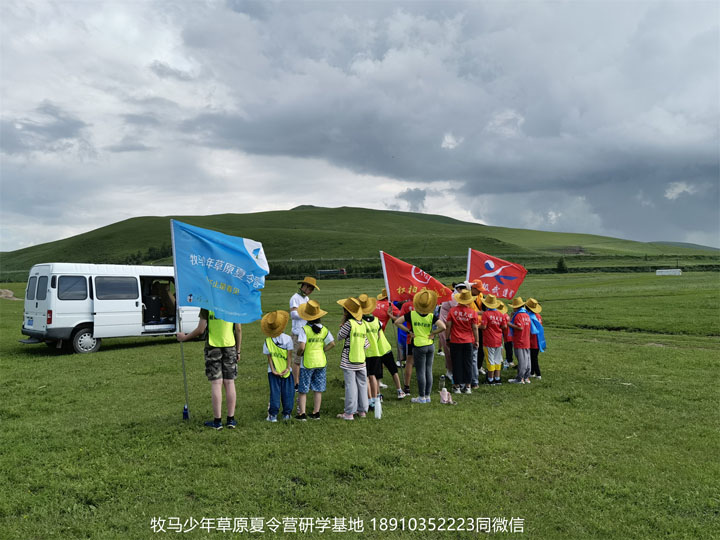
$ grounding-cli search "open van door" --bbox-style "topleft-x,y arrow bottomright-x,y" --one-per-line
23,265 -> 51,337
92,275 -> 143,338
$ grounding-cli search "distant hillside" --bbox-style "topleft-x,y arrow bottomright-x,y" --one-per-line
1,206 -> 718,280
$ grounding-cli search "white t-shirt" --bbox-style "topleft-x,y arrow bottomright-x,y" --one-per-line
289,292 -> 309,335
263,333 -> 294,373
296,324 -> 335,345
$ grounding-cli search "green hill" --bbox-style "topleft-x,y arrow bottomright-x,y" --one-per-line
1,206 -> 717,281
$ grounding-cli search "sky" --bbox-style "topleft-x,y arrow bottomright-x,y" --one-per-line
1,0 -> 718,252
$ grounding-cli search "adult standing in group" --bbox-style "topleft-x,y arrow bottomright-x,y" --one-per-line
289,276 -> 319,391
469,280 -> 486,388
177,309 -> 242,430
526,298 -> 545,380
395,289 -> 446,403
445,288 -> 479,394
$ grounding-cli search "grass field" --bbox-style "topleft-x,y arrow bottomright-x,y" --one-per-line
1,273 -> 719,539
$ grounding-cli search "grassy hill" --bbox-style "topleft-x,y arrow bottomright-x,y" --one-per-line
1,206 -> 717,281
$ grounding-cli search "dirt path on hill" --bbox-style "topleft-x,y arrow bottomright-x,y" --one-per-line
0,289 -> 22,301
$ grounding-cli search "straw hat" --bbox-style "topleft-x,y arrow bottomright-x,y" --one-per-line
337,297 -> 363,321
297,276 -> 320,290
261,310 -> 289,338
297,299 -> 328,321
453,289 -> 477,305
497,301 -> 508,315
357,293 -> 378,315
526,298 -> 542,314
510,297 -> 526,309
376,288 -> 388,300
482,294 -> 502,309
413,289 -> 438,315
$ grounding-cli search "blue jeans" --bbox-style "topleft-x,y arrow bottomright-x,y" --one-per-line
268,372 -> 294,417
413,344 -> 434,397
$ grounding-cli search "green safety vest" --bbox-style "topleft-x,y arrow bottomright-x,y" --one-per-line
364,317 -> 391,357
207,311 -> 236,348
265,338 -> 290,378
348,319 -> 367,364
410,311 -> 434,347
302,325 -> 329,369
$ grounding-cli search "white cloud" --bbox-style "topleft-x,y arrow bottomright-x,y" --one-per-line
664,182 -> 699,200
441,132 -> 463,149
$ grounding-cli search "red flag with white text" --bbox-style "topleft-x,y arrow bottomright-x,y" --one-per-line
380,252 -> 452,304
466,248 -> 527,299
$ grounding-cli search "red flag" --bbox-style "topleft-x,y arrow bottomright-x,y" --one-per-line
466,248 -> 527,299
380,252 -> 452,304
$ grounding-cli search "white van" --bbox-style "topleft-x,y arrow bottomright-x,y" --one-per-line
21,263 -> 200,353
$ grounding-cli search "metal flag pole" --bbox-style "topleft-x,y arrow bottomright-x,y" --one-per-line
171,219 -> 190,421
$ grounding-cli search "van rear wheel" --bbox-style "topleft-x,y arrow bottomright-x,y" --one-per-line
72,328 -> 101,354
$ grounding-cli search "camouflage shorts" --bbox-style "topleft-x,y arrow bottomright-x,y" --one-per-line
204,346 -> 238,381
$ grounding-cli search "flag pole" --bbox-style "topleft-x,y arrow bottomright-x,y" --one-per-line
171,219 -> 190,421
466,247 -> 472,282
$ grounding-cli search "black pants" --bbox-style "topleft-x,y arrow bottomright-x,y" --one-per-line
504,341 -> 514,364
530,348 -> 541,376
450,342 -> 473,386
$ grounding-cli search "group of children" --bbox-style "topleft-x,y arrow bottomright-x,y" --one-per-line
259,277 -> 546,423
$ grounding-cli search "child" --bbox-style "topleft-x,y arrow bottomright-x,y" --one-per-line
498,301 -> 515,369
507,298 -> 532,384
336,297 -> 370,420
295,300 -> 335,420
261,310 -> 294,421
395,289 -> 446,403
445,288 -> 479,394
526,298 -> 546,379
480,295 -> 507,385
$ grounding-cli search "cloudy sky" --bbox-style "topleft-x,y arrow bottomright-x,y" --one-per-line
1,0 -> 718,252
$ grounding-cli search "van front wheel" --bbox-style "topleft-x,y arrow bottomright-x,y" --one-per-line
72,328 -> 101,354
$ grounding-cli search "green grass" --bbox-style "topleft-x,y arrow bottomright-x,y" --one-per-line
2,206 -> 717,281
1,273 -> 719,539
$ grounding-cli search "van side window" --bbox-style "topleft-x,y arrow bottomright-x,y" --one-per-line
58,276 -> 88,300
36,276 -> 48,300
26,276 -> 37,300
96,277 -> 139,300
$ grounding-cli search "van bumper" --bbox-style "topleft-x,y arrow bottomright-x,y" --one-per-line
21,327 -> 75,341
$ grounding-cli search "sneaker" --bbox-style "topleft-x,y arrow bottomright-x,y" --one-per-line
423,397 -> 431,403
530,374 -> 537,378
403,385 -> 411,395
445,371 -> 454,383
225,419 -> 237,429
524,379 -> 531,384
204,420 -> 223,430
358,411 -> 367,418
508,378 -> 521,384
379,381 -> 388,389
282,414 -> 292,421
309,412 -> 321,420
480,367 -> 487,375
295,413 -> 307,421
336,413 -> 354,420
437,350 -> 445,356
397,389 -> 407,399
471,384 -> 480,390
503,361 -> 510,369
266,415 -> 278,423
536,376 -> 542,380
378,394 -> 383,402
493,380 -> 502,386
453,387 -> 462,394
463,387 -> 472,394
368,403 -> 375,411
411,396 -> 424,403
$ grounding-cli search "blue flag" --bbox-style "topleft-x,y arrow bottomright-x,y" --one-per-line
171,220 -> 269,324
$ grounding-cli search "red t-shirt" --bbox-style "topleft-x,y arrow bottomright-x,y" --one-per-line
447,305 -> 478,344
530,313 -> 543,349
481,309 -> 506,348
373,299 -> 399,330
512,311 -> 531,349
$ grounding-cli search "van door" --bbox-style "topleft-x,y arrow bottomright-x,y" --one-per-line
23,265 -> 51,334
92,275 -> 143,338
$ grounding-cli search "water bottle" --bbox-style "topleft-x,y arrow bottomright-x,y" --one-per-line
374,397 -> 382,419
182,404 -> 189,420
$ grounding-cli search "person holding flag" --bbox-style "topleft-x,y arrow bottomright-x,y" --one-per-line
395,289 -> 446,404
177,311 -> 242,430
